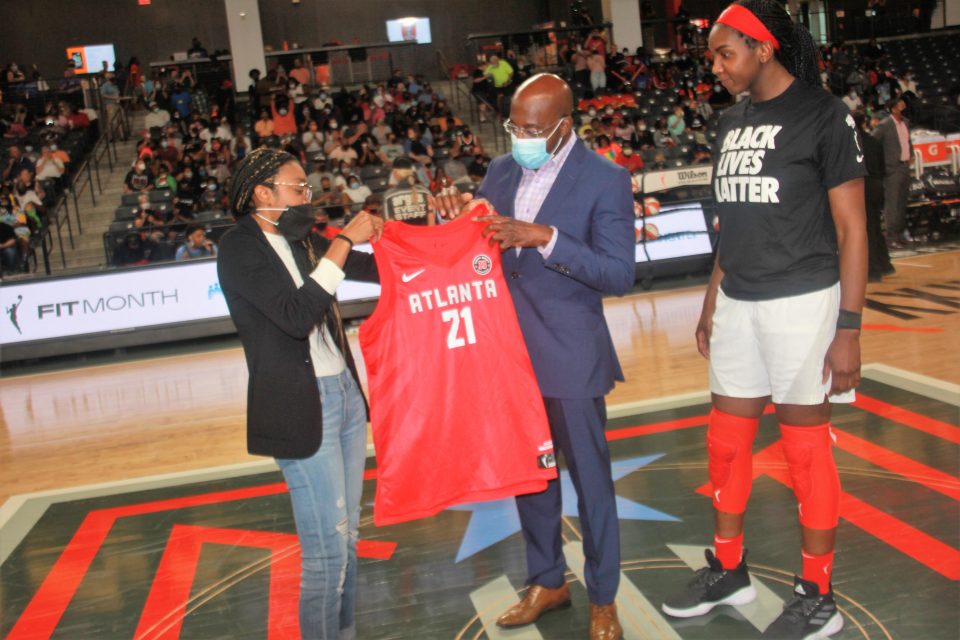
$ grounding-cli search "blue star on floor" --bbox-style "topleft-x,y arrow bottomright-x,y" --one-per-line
448,453 -> 679,562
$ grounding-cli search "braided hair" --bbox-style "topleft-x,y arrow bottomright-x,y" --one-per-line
230,147 -> 349,355
728,0 -> 821,87
229,147 -> 296,217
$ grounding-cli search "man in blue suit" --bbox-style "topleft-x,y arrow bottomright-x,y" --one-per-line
475,73 -> 635,640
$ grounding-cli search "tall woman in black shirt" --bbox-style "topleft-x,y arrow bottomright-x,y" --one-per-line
660,2 -> 867,638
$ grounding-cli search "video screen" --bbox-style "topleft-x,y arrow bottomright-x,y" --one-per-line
634,202 -> 713,262
386,17 -> 432,44
65,44 -> 117,74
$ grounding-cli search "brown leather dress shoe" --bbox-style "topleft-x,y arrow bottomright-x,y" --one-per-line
589,603 -> 623,640
496,583 -> 572,628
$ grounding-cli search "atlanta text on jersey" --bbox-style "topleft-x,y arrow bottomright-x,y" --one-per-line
408,279 -> 498,314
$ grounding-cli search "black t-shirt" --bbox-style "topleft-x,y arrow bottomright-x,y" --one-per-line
713,80 -> 866,301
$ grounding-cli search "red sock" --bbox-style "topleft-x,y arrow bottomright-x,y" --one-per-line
802,549 -> 834,594
714,533 -> 743,570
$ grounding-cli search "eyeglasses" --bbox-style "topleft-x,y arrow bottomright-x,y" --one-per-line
266,181 -> 313,201
502,117 -> 566,139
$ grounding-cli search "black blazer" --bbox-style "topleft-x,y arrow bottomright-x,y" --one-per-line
217,215 -> 378,459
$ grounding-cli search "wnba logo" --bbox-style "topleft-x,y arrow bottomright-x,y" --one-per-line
473,255 -> 492,275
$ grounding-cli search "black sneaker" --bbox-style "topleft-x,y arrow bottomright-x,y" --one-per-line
661,549 -> 757,618
762,576 -> 843,639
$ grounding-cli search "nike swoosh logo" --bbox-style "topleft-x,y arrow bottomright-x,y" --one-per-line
401,269 -> 426,283
857,155 -> 864,162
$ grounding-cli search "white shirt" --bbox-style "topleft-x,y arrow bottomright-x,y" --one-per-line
262,230 -> 346,377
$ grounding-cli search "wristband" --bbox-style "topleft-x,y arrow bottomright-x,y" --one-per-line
333,234 -> 354,249
836,309 -> 861,330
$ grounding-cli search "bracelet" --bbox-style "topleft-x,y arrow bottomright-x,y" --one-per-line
333,234 -> 354,249
836,309 -> 862,330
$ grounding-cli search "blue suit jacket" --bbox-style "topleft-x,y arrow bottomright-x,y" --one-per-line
478,138 -> 635,399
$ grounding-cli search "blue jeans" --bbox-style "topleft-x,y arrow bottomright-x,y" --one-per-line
276,370 -> 367,640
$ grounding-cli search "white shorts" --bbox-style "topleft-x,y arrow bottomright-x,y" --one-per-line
708,283 -> 855,405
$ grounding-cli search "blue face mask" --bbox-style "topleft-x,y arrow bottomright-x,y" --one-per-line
510,120 -> 563,170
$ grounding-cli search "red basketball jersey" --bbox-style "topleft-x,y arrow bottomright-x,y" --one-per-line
359,209 -> 556,526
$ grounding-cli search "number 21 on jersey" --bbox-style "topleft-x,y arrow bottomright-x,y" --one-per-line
442,307 -> 477,349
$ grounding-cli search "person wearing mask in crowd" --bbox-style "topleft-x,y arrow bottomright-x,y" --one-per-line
272,92 -> 298,138
302,120 -> 325,155
35,146 -> 64,181
171,83 -> 192,120
667,105 -> 687,140
132,192 -> 166,240
175,225 -> 217,260
124,160 -> 153,193
254,109 -> 275,147
842,87 -> 863,112
3,146 -> 34,183
618,145 -> 643,173
659,5 -> 866,639
145,101 -> 171,130
872,97 -> 913,247
343,173 -> 372,204
217,148 -> 382,640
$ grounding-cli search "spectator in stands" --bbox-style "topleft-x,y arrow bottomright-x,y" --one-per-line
232,126 -> 252,160
158,134 -> 181,167
594,135 -> 624,165
254,109 -> 275,144
653,118 -> 675,148
143,100 -> 170,131
403,126 -> 433,165
898,71 -> 920,98
619,145 -> 643,173
171,83 -> 192,120
588,49 -> 607,93
329,138 -> 359,165
842,88 -> 863,112
313,175 -> 349,210
198,177 -> 226,211
0,204 -> 34,263
483,55 -> 514,114
356,138 -> 380,167
0,221 -> 18,273
175,225 -> 217,260
154,165 -> 177,191
344,173 -> 372,204
378,132 -> 404,164
49,142 -> 70,168
272,92 -> 297,138
3,146 -> 34,183
124,160 -> 153,193
113,233 -> 156,266
872,99 -> 913,246
133,194 -> 165,239
667,105 -> 687,140
650,150 -> 668,171
287,77 -> 308,128
35,146 -> 64,181
302,120 -> 325,155
13,169 -> 43,211
452,126 -> 483,159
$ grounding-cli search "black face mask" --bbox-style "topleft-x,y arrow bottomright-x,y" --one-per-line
256,204 -> 316,243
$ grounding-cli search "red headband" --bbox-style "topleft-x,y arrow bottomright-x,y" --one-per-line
716,4 -> 781,50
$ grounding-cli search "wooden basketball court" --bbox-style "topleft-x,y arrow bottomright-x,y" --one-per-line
1,250 -> 957,638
